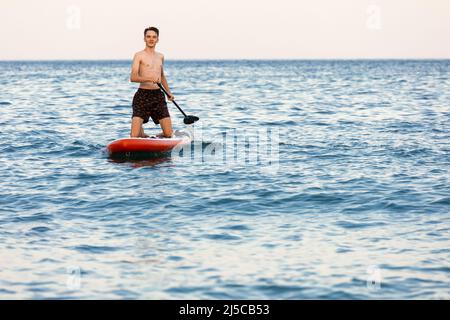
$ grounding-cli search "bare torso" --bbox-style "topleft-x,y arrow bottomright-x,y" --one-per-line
138,51 -> 163,89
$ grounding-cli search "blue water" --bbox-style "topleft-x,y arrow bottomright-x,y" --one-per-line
0,60 -> 449,299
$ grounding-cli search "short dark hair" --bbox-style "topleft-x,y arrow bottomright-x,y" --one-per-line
144,26 -> 159,37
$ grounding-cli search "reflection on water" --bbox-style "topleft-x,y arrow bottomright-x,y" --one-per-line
109,156 -> 173,168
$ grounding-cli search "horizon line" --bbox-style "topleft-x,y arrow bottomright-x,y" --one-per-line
1,58 -> 449,62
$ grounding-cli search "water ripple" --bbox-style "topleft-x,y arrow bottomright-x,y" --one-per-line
0,60 -> 449,299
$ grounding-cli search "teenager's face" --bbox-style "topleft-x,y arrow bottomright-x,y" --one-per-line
144,31 -> 158,47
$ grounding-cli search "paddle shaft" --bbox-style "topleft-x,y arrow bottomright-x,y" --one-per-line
157,83 -> 188,117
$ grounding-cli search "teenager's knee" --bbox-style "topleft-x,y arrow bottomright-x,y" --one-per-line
130,129 -> 141,138
130,117 -> 143,137
163,129 -> 173,138
159,117 -> 173,137
162,124 -> 173,137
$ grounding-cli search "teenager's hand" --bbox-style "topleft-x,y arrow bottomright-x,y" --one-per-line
167,93 -> 175,101
146,76 -> 160,83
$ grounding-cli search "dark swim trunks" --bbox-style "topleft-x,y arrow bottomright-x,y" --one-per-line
132,88 -> 170,124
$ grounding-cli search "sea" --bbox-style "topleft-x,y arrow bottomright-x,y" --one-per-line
0,60 -> 449,299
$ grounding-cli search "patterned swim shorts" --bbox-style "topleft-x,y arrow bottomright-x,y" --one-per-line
132,88 -> 170,124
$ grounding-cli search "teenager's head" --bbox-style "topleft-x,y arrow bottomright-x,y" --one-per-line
144,27 -> 159,48
144,26 -> 159,37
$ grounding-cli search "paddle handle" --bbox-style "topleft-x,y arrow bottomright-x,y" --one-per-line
157,83 -> 188,117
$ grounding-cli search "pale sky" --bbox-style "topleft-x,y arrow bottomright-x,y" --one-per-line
1,0 -> 449,60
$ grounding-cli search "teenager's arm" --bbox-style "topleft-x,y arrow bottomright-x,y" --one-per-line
160,55 -> 174,100
130,53 -> 156,83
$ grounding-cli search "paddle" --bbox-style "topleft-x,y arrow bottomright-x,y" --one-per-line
157,83 -> 199,124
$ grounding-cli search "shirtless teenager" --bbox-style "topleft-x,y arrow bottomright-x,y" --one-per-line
130,26 -> 174,138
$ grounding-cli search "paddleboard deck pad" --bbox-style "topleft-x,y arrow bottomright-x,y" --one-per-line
107,130 -> 192,160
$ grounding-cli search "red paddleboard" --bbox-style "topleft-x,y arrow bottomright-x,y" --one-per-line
107,130 -> 192,158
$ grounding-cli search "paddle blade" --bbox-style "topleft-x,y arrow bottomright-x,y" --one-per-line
184,115 -> 199,124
